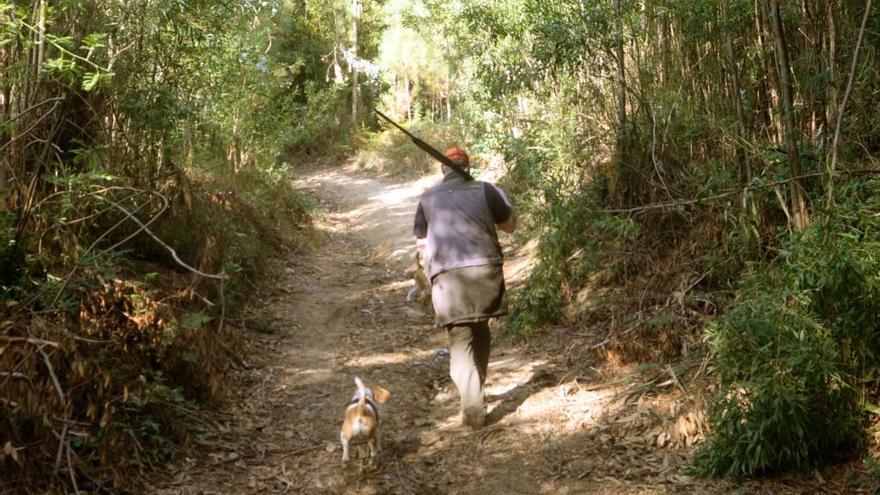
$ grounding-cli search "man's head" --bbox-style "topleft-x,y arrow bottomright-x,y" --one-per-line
442,146 -> 470,176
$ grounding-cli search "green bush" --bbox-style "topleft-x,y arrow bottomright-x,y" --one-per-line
698,184 -> 880,476
285,83 -> 352,154
698,290 -> 859,475
507,163 -> 638,336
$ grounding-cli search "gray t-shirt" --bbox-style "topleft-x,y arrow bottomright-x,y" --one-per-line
413,174 -> 513,278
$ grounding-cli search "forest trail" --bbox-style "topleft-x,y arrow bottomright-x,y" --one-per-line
148,164 -> 801,495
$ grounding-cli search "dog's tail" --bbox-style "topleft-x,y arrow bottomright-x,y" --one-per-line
354,376 -> 367,413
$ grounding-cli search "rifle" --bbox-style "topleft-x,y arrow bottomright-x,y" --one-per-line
375,110 -> 474,181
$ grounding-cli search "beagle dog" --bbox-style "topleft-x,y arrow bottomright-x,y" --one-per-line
340,377 -> 390,463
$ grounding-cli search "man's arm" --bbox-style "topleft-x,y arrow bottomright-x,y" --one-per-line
497,214 -> 516,234
413,202 -> 427,239
484,183 -> 515,233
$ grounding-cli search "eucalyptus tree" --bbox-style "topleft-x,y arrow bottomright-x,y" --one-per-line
377,0 -> 462,122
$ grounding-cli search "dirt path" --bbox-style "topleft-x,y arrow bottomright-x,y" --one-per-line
148,164 -> 837,495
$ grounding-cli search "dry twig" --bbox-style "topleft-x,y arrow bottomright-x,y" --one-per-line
0,372 -> 29,380
39,347 -> 65,402
66,437 -> 81,495
97,192 -> 227,280
0,335 -> 60,347
54,422 -> 68,476
601,169 -> 880,215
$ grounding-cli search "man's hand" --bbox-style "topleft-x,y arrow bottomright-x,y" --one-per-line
497,215 -> 516,234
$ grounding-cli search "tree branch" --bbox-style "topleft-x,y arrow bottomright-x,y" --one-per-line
39,347 -> 65,403
601,170 -> 880,214
95,192 -> 228,280
827,0 -> 873,205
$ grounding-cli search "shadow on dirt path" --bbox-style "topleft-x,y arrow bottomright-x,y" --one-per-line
147,163 -> 848,495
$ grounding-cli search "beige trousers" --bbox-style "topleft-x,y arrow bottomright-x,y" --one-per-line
447,320 -> 491,417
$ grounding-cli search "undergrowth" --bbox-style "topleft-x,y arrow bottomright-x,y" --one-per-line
507,182 -> 639,336
498,136 -> 639,337
697,181 -> 880,476
0,165 -> 310,491
494,128 -> 880,476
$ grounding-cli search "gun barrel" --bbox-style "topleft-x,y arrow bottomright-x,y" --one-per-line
375,110 -> 474,181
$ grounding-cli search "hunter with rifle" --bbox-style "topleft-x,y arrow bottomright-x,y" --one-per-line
377,110 -> 516,428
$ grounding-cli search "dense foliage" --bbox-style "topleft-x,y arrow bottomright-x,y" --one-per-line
0,0 -> 370,490
699,184 -> 880,474
390,0 -> 880,477
4,0 -> 880,487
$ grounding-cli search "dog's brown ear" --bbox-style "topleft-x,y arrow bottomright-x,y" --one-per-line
370,383 -> 391,404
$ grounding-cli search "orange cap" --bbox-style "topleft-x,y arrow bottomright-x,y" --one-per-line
443,146 -> 469,167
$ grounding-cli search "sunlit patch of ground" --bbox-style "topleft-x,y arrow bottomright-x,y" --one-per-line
294,165 -> 442,272
345,349 -> 435,368
504,237 -> 539,288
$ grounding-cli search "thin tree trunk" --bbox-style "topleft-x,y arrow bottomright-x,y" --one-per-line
228,116 -> 240,173
34,0 -> 45,78
813,2 -> 829,146
613,0 -> 627,151
0,8 -> 8,211
757,0 -> 782,142
413,71 -> 420,120
405,73 -> 412,122
443,31 -> 453,121
183,114 -> 194,169
660,6 -> 671,86
769,0 -> 809,230
802,0 -> 823,145
723,1 -> 750,186
827,0 -> 873,204
825,2 -> 838,138
350,0 -> 360,128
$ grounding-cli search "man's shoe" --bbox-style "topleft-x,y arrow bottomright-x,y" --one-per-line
462,412 -> 486,429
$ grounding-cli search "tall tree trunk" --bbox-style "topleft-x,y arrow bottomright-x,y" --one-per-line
442,31 -> 453,121
405,73 -> 412,122
802,0 -> 823,145
35,0 -> 46,78
659,5 -> 671,86
183,114 -> 194,169
825,2 -> 838,136
722,1 -> 750,186
827,0 -> 873,204
613,0 -> 627,151
350,0 -> 361,128
813,3 -> 828,146
0,8 -> 8,212
757,0 -> 782,142
768,0 -> 809,230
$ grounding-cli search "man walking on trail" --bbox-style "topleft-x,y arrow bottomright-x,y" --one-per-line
413,146 -> 516,429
